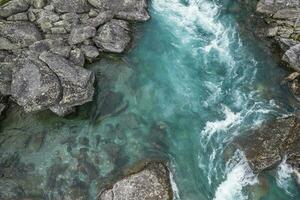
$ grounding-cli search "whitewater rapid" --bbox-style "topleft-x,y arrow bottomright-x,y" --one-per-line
147,0 -> 293,199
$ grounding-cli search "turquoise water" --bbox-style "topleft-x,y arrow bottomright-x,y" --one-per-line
1,0 -> 300,199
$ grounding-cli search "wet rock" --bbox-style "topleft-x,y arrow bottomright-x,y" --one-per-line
81,45 -> 99,60
51,0 -> 91,14
94,91 -> 124,120
77,159 -> 98,181
282,44 -> 300,72
276,37 -> 299,51
39,51 -> 95,108
46,162 -> 69,190
0,179 -> 25,199
100,162 -> 173,200
233,116 -> 300,173
94,19 -> 130,53
0,21 -> 42,50
11,59 -> 61,112
255,0 -> 300,80
68,25 -> 96,45
65,180 -> 89,200
25,131 -> 46,152
88,0 -> 150,21
0,0 -> 29,18
79,137 -> 89,146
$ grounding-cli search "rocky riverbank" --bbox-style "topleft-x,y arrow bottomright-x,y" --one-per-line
255,0 -> 300,99
232,116 -> 300,174
0,0 -> 149,116
227,0 -> 300,186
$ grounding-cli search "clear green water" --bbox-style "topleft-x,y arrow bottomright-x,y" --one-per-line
1,0 -> 300,199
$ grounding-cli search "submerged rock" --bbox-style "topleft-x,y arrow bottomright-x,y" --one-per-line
233,116 -> 300,173
100,162 -> 173,200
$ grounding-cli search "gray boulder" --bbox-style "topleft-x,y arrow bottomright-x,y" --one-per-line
51,0 -> 91,14
232,116 -> 300,173
86,10 -> 113,27
94,19 -> 130,53
11,59 -> 61,112
0,0 -> 29,18
39,51 -> 95,107
81,45 -> 99,60
282,44 -> 300,72
0,21 -> 42,50
114,0 -> 150,21
68,25 -> 96,45
100,162 -> 173,200
87,0 -> 150,21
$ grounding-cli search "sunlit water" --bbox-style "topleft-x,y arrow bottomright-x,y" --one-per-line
1,0 -> 300,199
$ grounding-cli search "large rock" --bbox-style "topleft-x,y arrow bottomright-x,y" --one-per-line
232,116 -> 300,173
87,0 -> 150,21
114,0 -> 150,21
39,51 -> 95,107
282,44 -> 300,72
100,162 -> 173,200
11,59 -> 61,112
0,21 -> 42,50
0,0 -> 29,18
257,0 -> 299,14
94,19 -> 130,53
51,0 -> 91,14
86,10 -> 113,27
68,25 -> 96,45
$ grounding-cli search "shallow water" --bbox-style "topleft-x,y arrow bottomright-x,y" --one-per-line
1,0 -> 300,199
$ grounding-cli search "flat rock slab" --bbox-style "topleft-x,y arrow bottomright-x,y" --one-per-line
100,162 -> 173,200
232,116 -> 300,173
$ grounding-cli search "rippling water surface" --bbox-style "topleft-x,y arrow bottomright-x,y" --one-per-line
1,0 -> 300,199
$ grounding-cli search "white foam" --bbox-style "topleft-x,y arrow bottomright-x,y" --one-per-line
276,157 -> 298,196
169,167 -> 181,200
201,105 -> 241,138
213,151 -> 258,200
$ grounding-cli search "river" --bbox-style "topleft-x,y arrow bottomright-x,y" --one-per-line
1,0 -> 299,199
